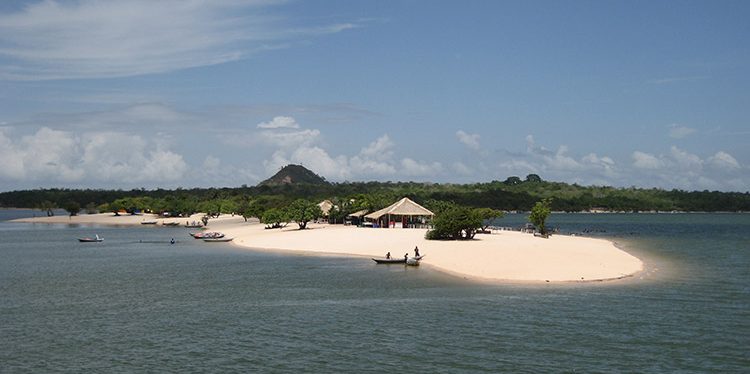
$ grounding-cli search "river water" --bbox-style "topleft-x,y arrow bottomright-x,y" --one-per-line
1,210 -> 748,372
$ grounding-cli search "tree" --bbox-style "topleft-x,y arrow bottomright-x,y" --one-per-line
38,200 -> 56,216
525,174 -> 542,183
503,176 -> 522,185
426,205 -> 482,240
284,199 -> 323,229
85,202 -> 98,214
261,208 -> 287,229
473,207 -> 504,232
529,198 -> 552,235
63,201 -> 81,216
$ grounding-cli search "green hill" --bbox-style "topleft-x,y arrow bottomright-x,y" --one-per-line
258,164 -> 329,186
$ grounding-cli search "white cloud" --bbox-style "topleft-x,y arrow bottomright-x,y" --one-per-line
632,151 -> 663,170
668,124 -> 697,139
256,116 -> 300,129
669,146 -> 703,171
707,151 -> 740,171
0,0 -> 357,80
0,127 -> 186,185
289,146 -> 350,180
202,155 -> 222,170
452,162 -> 473,175
359,134 -> 394,160
258,129 -> 321,149
456,130 -> 481,150
400,158 -> 442,177
349,157 -> 397,176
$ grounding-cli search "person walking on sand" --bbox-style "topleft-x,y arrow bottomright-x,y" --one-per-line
414,246 -> 420,257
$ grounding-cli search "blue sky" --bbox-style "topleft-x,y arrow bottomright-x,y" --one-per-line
0,0 -> 748,191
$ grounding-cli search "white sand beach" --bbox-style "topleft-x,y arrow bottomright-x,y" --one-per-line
15,213 -> 644,283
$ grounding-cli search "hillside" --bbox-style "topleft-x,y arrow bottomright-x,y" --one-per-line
257,164 -> 329,186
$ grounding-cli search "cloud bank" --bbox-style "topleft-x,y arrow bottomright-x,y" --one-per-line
0,127 -> 187,186
0,107 -> 746,192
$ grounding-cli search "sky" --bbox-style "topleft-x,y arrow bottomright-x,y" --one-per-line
0,0 -> 748,192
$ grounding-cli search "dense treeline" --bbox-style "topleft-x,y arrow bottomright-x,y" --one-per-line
1,175 -> 749,215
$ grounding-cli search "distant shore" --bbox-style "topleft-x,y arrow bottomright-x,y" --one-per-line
13,213 -> 644,283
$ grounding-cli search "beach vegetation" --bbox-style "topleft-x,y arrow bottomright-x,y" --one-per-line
261,208 -> 288,229
63,201 -> 81,216
529,198 -> 552,235
85,202 -> 98,214
284,199 -> 323,229
474,207 -> 504,232
426,205 -> 483,240
236,198 -> 263,222
37,200 -> 56,216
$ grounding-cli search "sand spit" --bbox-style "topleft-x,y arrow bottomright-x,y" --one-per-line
14,213 -> 644,283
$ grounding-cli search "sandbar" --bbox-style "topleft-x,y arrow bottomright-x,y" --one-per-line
13,213 -> 644,283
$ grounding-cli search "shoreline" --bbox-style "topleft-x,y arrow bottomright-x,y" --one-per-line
11,213 -> 645,283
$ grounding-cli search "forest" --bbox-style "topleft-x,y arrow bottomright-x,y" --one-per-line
1,173 -> 748,217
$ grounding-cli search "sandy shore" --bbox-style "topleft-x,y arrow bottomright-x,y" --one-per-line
13,213 -> 644,283
13,212 -> 183,226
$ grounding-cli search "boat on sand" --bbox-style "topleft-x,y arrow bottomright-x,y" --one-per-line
372,255 -> 424,264
203,237 -> 233,242
190,232 -> 225,239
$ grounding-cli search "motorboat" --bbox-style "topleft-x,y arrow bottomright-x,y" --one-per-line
190,232 -> 224,239
203,237 -> 234,242
78,234 -> 103,242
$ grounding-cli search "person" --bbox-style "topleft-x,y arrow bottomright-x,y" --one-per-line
385,252 -> 391,259
404,253 -> 408,261
414,246 -> 420,257
170,238 -> 175,245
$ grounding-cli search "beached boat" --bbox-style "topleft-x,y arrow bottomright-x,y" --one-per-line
372,254 -> 424,264
372,257 -> 406,264
162,221 -> 180,226
203,237 -> 233,242
78,234 -> 103,242
141,220 -> 158,225
406,257 -> 421,266
190,232 -> 224,239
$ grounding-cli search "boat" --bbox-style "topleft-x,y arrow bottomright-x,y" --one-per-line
190,232 -> 224,239
162,221 -> 180,226
372,257 -> 406,264
372,254 -> 424,265
203,237 -> 234,242
78,234 -> 103,242
406,257 -> 421,266
141,220 -> 158,225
